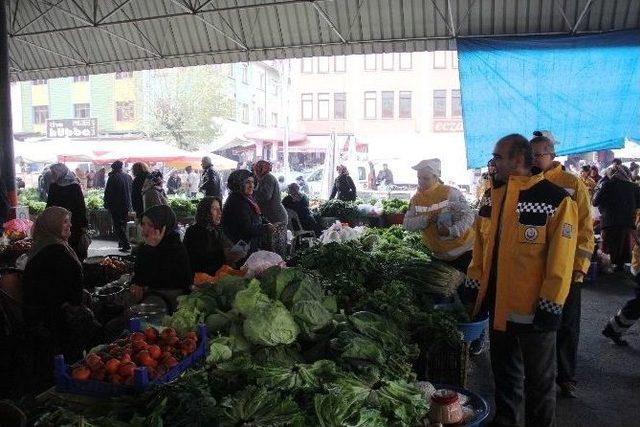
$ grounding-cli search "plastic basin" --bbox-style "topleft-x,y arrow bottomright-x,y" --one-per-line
457,312 -> 489,343
433,384 -> 490,427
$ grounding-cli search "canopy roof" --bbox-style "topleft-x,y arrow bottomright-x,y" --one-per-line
7,0 -> 640,80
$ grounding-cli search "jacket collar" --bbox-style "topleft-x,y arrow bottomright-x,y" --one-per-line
544,162 -> 565,180
493,167 -> 544,190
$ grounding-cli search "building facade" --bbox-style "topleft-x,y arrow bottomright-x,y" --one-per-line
288,51 -> 469,183
13,62 -> 283,136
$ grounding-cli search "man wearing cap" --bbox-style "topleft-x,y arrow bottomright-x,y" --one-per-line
104,160 -> 133,252
530,131 -> 594,399
403,158 -> 475,273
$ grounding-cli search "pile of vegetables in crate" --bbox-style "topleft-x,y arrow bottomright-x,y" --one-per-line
382,198 -> 410,215
316,199 -> 361,224
18,188 -> 46,215
84,189 -> 105,210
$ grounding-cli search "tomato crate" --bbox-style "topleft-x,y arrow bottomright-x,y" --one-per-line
54,321 -> 207,398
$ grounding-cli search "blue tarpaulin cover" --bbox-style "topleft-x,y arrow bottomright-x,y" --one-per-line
458,30 -> 640,169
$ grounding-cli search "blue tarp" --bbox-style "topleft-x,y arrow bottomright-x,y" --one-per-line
458,30 -> 640,169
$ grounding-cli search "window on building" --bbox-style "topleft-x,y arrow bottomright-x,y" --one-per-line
357,167 -> 366,181
318,57 -> 330,73
399,91 -> 412,118
258,72 -> 265,89
364,91 -> 376,119
302,58 -> 313,73
334,93 -> 346,119
241,63 -> 248,84
257,107 -> 266,126
115,101 -> 135,121
226,64 -> 234,78
32,79 -> 47,85
452,51 -> 459,69
272,79 -> 279,96
74,103 -> 90,119
433,51 -> 447,69
451,89 -> 462,117
33,105 -> 48,124
301,93 -> 313,120
381,91 -> 394,118
241,103 -> 249,123
399,53 -> 412,70
364,54 -> 377,71
433,90 -> 447,117
115,71 -> 133,79
271,112 -> 278,127
318,93 -> 330,120
334,56 -> 346,72
73,75 -> 89,82
382,53 -> 394,70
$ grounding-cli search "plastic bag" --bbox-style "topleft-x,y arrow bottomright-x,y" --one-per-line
319,221 -> 365,244
242,251 -> 285,278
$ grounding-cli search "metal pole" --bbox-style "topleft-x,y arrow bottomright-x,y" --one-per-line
283,59 -> 290,179
0,1 -> 17,207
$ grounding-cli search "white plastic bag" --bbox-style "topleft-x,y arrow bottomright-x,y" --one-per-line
319,221 -> 365,244
241,250 -> 285,278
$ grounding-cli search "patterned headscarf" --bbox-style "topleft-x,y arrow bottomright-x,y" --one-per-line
27,206 -> 80,266
253,160 -> 272,178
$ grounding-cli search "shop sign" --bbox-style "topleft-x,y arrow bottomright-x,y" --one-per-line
433,119 -> 463,133
47,118 -> 98,138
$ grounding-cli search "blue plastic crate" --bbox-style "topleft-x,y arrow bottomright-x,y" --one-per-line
54,321 -> 208,398
456,313 -> 489,343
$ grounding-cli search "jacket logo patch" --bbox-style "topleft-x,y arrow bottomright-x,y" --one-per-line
562,223 -> 573,238
524,227 -> 538,241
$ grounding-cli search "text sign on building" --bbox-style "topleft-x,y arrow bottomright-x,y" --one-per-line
433,119 -> 463,133
46,118 -> 98,138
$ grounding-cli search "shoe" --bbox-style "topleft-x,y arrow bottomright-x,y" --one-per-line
602,325 -> 628,346
558,382 -> 577,399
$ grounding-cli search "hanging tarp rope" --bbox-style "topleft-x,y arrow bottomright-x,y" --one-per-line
458,30 -> 640,169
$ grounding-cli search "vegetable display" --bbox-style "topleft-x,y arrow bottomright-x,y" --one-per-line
317,199 -> 361,224
24,224 -> 468,426
382,198 -> 410,215
168,195 -> 197,219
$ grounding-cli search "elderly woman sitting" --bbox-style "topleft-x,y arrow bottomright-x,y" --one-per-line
184,197 -> 244,283
282,183 -> 319,236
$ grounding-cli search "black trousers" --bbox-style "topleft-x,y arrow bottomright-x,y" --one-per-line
556,283 -> 581,384
490,329 -> 557,427
110,210 -> 130,249
607,279 -> 640,334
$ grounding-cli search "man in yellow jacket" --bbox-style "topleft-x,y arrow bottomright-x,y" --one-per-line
463,134 -> 578,427
530,131 -> 595,399
403,158 -> 475,273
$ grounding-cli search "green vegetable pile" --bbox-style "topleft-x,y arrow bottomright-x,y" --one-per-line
168,195 -> 197,219
84,189 -> 105,210
317,199 -> 361,224
18,188 -> 46,215
382,198 -> 409,215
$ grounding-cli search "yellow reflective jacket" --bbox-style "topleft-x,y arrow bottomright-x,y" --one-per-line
464,171 -> 578,332
545,162 -> 595,277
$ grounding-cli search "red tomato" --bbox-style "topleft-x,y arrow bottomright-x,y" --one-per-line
72,366 -> 91,381
144,327 -> 159,342
185,331 -> 198,342
148,345 -> 161,360
118,362 -> 136,378
106,359 -> 120,375
131,332 -> 146,342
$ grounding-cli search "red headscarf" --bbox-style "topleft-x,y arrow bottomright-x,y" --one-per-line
253,160 -> 272,178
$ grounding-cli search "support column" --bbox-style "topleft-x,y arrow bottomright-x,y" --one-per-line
0,2 -> 16,207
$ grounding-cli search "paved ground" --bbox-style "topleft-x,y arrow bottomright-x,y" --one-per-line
468,271 -> 640,426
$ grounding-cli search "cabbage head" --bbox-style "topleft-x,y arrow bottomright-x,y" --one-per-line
233,279 -> 270,316
243,301 -> 300,347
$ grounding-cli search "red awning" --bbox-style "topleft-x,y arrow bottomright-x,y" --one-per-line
244,128 -> 307,143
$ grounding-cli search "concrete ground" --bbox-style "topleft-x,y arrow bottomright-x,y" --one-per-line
468,271 -> 640,427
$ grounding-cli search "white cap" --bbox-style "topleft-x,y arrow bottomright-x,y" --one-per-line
412,158 -> 441,177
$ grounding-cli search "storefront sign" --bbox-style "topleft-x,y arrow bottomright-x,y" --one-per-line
47,118 -> 98,138
433,119 -> 463,133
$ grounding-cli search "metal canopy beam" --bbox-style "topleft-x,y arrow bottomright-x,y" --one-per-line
311,1 -> 346,44
572,0 -> 595,34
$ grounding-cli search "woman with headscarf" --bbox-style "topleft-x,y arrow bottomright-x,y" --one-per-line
130,205 -> 192,308
46,163 -> 89,261
142,170 -> 168,212
131,162 -> 150,220
253,160 -> 288,256
184,197 -> 244,280
222,169 -> 274,257
330,165 -> 357,201
22,207 -> 100,389
590,165 -> 602,184
593,164 -> 640,271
